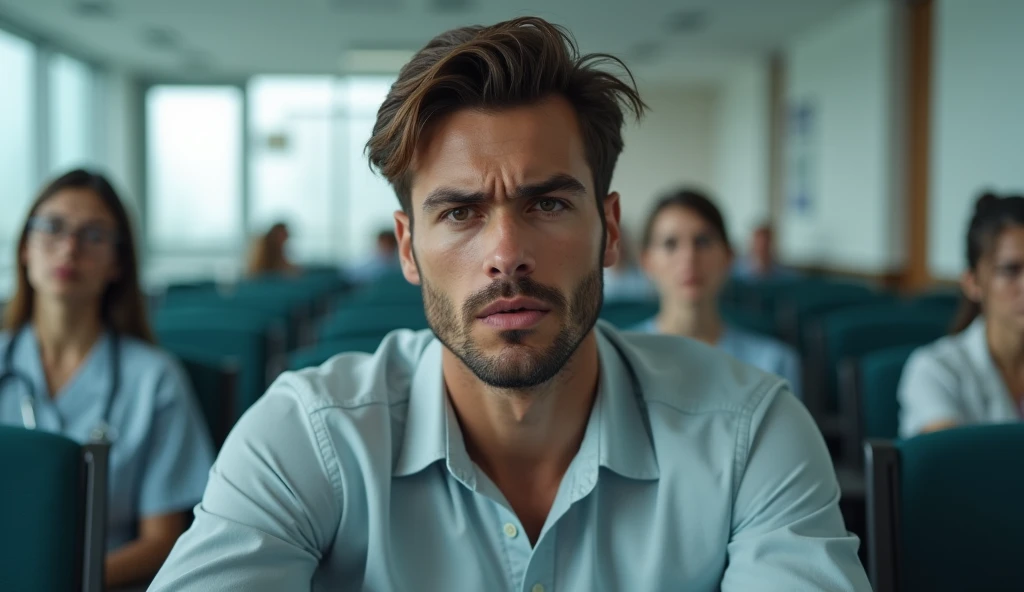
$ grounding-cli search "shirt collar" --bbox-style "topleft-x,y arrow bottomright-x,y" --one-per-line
393,323 -> 660,482
393,338 -> 448,477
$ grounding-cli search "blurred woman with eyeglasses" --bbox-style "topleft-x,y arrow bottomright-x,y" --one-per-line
899,192 -> 1024,437
0,169 -> 213,588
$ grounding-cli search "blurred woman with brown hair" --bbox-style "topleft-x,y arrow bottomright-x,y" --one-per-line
0,169 -> 213,588
246,221 -> 301,278
899,191 -> 1024,437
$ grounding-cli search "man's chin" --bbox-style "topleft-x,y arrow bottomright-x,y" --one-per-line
474,326 -> 547,348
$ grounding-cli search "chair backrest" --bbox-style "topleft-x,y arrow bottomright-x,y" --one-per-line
739,275 -> 834,315
866,425 -> 1024,592
154,307 -> 288,378
289,335 -> 386,370
810,306 -> 947,416
157,326 -> 267,422
721,305 -> 780,339
839,344 -> 918,467
775,284 -> 882,348
319,305 -> 428,341
176,352 -> 240,449
861,344 -> 919,438
341,281 -> 423,307
0,426 -> 108,592
598,300 -> 659,329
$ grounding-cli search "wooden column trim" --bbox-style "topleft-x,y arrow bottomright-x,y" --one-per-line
903,0 -> 934,291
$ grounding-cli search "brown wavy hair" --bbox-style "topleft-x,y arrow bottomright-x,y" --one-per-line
246,222 -> 293,277
366,16 -> 646,216
2,169 -> 154,343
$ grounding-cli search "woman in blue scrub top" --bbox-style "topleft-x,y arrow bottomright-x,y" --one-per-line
0,170 -> 214,588
635,189 -> 802,397
899,192 -> 1024,437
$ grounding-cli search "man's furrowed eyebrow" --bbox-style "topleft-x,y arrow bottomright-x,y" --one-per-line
421,189 -> 487,214
513,174 -> 588,200
420,174 -> 587,213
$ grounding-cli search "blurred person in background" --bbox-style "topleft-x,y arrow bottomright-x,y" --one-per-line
345,228 -> 401,284
246,221 -> 301,278
0,169 -> 214,589
602,226 -> 656,302
732,222 -> 797,281
152,17 -> 867,591
636,189 -> 801,398
899,191 -> 1024,437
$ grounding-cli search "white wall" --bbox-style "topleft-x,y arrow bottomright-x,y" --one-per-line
611,71 -> 771,257
930,0 -> 1024,278
100,69 -> 143,212
712,58 -> 771,251
780,0 -> 905,273
612,85 -> 717,250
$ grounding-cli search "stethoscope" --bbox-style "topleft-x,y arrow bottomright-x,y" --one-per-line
0,326 -> 120,444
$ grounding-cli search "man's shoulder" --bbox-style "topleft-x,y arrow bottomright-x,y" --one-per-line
599,323 -> 786,417
278,328 -> 438,414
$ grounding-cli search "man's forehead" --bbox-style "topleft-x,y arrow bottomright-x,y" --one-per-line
409,99 -> 592,203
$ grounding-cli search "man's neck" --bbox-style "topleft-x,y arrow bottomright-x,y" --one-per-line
657,300 -> 722,345
443,332 -> 601,542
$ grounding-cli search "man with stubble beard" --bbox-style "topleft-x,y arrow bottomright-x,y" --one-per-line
151,17 -> 870,592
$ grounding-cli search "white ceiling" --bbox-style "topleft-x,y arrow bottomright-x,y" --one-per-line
0,0 -> 860,84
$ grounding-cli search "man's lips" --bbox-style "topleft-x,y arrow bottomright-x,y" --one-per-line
476,297 -> 551,330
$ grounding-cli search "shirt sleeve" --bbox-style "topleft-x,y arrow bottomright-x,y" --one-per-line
720,386 -> 872,592
139,359 -> 215,517
148,375 -> 341,591
897,347 -> 964,438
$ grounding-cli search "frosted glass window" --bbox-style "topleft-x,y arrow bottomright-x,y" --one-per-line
0,29 -> 36,262
146,86 -> 243,251
247,75 -> 397,263
49,53 -> 94,174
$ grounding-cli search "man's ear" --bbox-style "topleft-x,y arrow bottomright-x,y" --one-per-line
603,192 -> 621,269
393,211 -> 421,285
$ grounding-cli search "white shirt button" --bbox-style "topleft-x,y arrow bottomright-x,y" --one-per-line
532,584 -> 545,592
503,523 -> 518,538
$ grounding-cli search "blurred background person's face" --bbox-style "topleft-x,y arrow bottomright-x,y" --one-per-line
22,189 -> 120,307
964,226 -> 1024,334
750,227 -> 774,269
642,206 -> 732,307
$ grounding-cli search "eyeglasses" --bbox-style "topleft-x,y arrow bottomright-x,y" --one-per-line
27,216 -> 119,252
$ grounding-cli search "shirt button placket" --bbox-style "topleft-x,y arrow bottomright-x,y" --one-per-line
499,512 -> 530,591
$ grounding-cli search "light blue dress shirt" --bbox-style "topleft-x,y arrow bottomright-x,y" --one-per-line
899,317 -> 1022,438
151,321 -> 868,591
633,317 -> 802,399
0,327 -> 214,551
